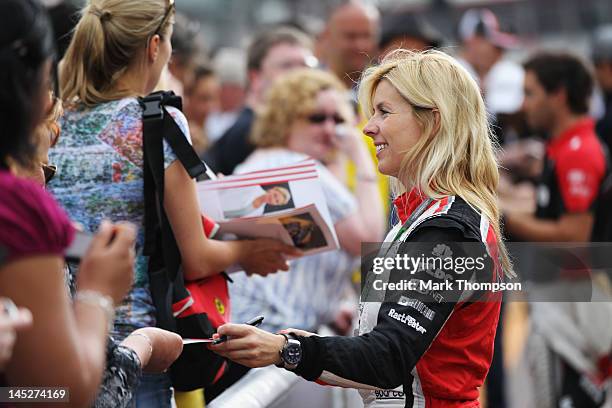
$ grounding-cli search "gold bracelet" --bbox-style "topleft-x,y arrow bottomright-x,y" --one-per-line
74,290 -> 115,330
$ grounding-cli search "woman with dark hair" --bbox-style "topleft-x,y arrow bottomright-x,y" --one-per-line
0,1 -> 55,168
0,1 -> 138,406
10,91 -> 185,408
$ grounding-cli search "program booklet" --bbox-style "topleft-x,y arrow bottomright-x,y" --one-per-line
196,160 -> 339,256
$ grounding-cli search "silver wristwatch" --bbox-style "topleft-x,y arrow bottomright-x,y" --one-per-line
277,333 -> 302,370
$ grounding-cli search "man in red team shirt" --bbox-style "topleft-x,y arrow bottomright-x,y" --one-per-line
504,52 -> 606,241
504,52 -> 611,408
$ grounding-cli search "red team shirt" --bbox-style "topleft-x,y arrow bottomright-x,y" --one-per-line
536,118 -> 606,218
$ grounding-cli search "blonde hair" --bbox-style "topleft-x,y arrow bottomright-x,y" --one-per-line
251,68 -> 351,148
60,0 -> 174,106
41,97 -> 64,147
358,49 -> 512,276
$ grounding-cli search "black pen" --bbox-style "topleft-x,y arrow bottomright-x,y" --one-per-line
212,315 -> 264,345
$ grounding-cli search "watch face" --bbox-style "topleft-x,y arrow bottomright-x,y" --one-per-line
283,339 -> 302,365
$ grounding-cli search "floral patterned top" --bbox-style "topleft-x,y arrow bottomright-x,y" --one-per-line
49,97 -> 191,340
95,341 -> 142,408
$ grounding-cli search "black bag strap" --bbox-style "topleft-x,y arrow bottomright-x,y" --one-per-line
140,91 -> 209,284
140,92 -> 228,389
592,144 -> 612,241
141,91 -> 210,180
141,99 -> 166,258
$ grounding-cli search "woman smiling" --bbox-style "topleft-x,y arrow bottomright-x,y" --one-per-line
210,50 -> 512,408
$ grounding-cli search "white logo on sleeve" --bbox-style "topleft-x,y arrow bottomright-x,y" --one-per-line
569,136 -> 582,151
567,169 -> 591,197
568,169 -> 586,184
388,308 -> 427,334
398,296 -> 436,321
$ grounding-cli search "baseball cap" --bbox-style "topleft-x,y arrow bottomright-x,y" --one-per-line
458,8 -> 519,49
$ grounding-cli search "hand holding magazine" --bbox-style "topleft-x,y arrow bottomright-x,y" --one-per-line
196,160 -> 339,256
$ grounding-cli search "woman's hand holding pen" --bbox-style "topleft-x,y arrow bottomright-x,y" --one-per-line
208,316 -> 317,368
208,320 -> 285,368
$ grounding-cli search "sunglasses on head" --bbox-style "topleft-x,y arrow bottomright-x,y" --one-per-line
42,163 -> 57,184
307,113 -> 345,125
154,0 -> 175,36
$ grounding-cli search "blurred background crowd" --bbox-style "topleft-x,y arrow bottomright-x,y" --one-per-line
41,0 -> 612,158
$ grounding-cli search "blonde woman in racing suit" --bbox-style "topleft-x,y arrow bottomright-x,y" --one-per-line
209,49 -> 513,408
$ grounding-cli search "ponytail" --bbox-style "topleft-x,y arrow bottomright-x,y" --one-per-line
60,0 -> 173,106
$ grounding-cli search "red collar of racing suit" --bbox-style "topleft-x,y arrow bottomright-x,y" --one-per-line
393,188 -> 427,224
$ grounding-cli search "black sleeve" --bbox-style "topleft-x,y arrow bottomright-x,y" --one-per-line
293,224 -> 487,390
596,109 -> 612,155
203,109 -> 255,175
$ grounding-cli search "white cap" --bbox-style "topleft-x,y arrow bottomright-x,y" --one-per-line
484,60 -> 525,114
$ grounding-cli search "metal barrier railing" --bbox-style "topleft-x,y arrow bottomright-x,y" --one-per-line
207,365 -> 300,408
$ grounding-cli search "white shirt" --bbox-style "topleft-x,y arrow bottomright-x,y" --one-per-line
230,148 -> 358,332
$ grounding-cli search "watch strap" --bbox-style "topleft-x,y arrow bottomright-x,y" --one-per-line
275,333 -> 289,368
276,332 -> 299,369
